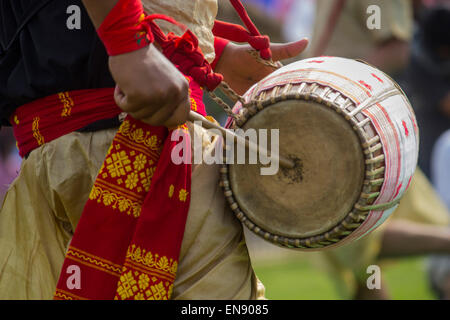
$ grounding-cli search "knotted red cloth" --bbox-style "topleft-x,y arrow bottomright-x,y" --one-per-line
97,0 -> 224,92
142,16 -> 224,92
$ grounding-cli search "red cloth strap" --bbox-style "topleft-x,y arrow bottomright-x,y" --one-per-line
212,20 -> 271,59
142,16 -> 224,92
212,0 -> 272,60
229,0 -> 263,39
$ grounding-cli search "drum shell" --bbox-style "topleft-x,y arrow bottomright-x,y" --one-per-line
222,57 -> 419,250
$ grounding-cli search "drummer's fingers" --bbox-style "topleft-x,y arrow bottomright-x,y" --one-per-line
271,38 -> 309,62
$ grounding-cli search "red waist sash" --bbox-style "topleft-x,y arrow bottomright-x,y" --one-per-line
11,88 -> 121,158
10,76 -> 205,158
11,78 -> 205,300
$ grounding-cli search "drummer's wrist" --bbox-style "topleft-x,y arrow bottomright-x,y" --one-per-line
211,37 -> 230,71
82,0 -> 118,29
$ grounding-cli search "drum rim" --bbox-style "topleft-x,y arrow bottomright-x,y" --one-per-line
220,81 -> 394,250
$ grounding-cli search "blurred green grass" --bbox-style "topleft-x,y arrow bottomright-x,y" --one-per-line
252,255 -> 435,300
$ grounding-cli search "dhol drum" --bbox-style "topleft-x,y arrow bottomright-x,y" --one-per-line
220,57 -> 419,250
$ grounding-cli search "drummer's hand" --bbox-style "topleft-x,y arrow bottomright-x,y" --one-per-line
109,44 -> 191,128
214,38 -> 308,95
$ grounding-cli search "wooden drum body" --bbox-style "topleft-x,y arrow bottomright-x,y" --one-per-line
221,57 -> 419,250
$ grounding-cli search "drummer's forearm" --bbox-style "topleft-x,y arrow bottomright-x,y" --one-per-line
81,0 -> 119,29
379,220 -> 450,257
366,39 -> 410,75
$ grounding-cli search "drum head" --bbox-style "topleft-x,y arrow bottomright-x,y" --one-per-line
229,99 -> 365,239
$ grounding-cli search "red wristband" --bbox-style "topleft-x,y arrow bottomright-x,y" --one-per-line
97,0 -> 154,56
211,37 -> 230,70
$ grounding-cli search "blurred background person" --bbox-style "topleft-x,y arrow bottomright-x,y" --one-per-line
399,3 -> 450,180
0,128 -> 21,202
428,129 -> 450,300
216,0 -> 286,42
400,2 -> 450,300
305,0 -> 412,76
283,0 -> 317,44
432,130 -> 450,210
239,0 -> 295,21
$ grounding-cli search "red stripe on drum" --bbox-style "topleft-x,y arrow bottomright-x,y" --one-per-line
371,73 -> 384,83
354,102 -> 402,238
402,120 -> 410,137
376,103 -> 402,201
254,68 -> 372,101
393,183 -> 403,199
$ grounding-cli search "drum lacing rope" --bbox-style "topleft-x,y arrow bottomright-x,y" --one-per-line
207,0 -> 284,118
355,198 -> 401,212
140,1 -> 281,120
138,15 -> 237,119
209,92 -> 239,119
246,49 -> 283,69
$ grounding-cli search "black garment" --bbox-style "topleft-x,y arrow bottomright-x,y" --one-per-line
0,0 -> 114,127
398,7 -> 450,180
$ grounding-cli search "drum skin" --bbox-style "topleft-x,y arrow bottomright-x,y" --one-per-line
229,100 -> 365,238
221,57 -> 419,250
